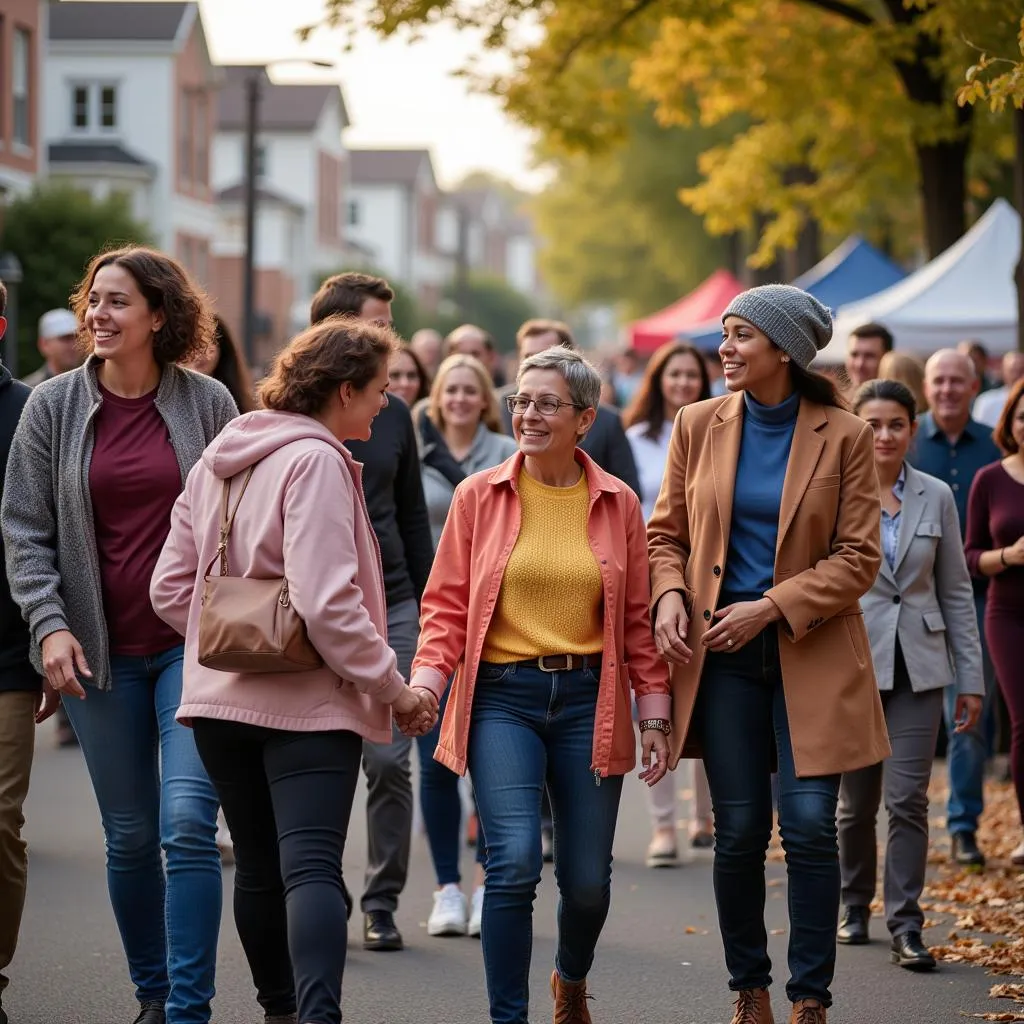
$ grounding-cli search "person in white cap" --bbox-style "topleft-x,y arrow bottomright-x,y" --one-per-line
21,308 -> 83,387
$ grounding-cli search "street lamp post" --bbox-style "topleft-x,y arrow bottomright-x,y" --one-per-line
242,71 -> 261,369
240,59 -> 335,371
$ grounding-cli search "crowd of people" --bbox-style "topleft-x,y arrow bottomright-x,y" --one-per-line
0,251 -> 1021,1024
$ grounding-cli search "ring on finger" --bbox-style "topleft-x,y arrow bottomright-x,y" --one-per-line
726,638 -> 734,648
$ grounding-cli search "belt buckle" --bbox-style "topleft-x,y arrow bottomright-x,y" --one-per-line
538,654 -> 572,672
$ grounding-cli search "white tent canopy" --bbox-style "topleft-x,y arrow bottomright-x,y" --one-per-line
818,198 -> 1021,362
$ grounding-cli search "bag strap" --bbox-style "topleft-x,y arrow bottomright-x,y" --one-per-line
203,467 -> 256,579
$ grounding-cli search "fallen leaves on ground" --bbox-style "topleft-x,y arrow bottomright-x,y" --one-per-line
923,779 -> 1024,1017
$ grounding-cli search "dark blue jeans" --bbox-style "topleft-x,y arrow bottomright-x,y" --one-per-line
468,662 -> 623,1024
695,628 -> 841,1007
416,686 -> 486,887
63,645 -> 221,1024
943,592 -> 998,836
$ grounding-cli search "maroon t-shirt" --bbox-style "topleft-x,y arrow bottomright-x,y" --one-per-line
89,382 -> 184,656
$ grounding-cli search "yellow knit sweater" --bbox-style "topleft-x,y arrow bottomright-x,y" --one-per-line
480,468 -> 604,663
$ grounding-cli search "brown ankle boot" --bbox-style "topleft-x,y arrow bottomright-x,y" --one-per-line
731,988 -> 775,1024
550,969 -> 593,1024
790,999 -> 826,1024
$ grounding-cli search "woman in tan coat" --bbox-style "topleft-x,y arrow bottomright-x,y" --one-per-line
647,285 -> 889,1024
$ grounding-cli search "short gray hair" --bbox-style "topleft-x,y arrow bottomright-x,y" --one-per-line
517,347 -> 602,411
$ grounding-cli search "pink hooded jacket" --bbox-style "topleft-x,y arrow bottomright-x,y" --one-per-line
151,410 -> 406,742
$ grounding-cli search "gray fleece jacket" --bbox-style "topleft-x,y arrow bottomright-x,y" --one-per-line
1,356 -> 237,690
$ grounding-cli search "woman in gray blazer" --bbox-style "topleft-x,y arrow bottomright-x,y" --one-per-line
837,380 -> 983,971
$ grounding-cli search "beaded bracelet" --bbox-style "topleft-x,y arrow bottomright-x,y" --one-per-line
639,718 -> 671,735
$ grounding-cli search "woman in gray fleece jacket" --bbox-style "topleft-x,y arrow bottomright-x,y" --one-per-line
1,247 -> 237,1024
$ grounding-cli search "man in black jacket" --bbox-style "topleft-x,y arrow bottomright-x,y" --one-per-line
309,273 -> 434,953
498,318 -> 641,497
0,280 -> 42,1024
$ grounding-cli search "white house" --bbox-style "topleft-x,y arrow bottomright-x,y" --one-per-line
44,1 -> 220,284
212,64 -> 349,353
347,148 -> 452,313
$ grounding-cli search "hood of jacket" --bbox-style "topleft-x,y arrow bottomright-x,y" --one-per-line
201,409 -> 349,480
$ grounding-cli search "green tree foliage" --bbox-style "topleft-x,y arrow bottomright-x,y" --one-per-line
310,0 -> 1019,263
426,273 -> 538,351
958,15 -> 1024,110
531,109 -> 734,319
2,182 -> 151,375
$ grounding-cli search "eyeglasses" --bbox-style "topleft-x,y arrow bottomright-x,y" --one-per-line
505,394 -> 584,416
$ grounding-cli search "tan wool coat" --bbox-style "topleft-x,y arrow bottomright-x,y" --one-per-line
647,391 -> 891,778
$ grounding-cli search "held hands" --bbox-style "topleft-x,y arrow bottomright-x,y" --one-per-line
953,694 -> 983,734
653,592 -> 693,665
36,679 -> 62,724
40,630 -> 90,699
703,598 -> 781,653
639,729 -> 670,787
393,685 -> 438,737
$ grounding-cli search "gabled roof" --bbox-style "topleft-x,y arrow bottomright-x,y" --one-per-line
49,2 -> 194,44
49,141 -> 153,168
349,149 -> 435,188
217,182 -> 304,213
217,66 -> 348,132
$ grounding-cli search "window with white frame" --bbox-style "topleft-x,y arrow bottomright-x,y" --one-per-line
13,28 -> 30,146
347,199 -> 359,227
70,82 -> 119,134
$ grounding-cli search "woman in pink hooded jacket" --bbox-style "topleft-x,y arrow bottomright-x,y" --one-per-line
151,316 -> 436,1024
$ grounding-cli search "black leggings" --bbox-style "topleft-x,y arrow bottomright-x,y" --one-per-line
192,718 -> 362,1024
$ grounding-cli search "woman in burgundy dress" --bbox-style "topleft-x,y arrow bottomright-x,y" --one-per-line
965,377 -> 1024,865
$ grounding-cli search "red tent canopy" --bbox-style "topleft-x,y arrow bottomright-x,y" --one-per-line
629,270 -> 745,353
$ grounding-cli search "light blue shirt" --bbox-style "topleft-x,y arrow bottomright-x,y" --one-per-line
880,465 -> 906,571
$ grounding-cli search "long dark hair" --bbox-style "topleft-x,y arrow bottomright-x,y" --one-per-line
210,316 -> 256,412
622,341 -> 711,439
395,342 -> 432,404
789,361 -> 847,410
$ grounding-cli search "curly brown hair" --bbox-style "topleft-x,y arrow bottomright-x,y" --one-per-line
259,315 -> 399,415
71,246 -> 215,365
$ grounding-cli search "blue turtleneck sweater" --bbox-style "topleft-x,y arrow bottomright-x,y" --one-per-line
722,389 -> 801,598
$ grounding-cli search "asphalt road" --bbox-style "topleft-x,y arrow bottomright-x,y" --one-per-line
5,722 -> 1002,1023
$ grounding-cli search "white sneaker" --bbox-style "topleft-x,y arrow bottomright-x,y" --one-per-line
427,884 -> 468,936
468,886 -> 484,938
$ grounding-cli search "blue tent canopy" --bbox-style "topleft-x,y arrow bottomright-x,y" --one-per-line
678,236 -> 908,350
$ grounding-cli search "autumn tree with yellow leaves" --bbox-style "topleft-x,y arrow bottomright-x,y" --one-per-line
313,1 -> 1018,266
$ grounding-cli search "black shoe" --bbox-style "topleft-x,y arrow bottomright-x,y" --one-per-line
0,999 -> 7,1024
131,1002 -> 166,1024
951,832 -> 986,869
890,931 -> 937,970
363,910 -> 403,951
837,904 -> 870,945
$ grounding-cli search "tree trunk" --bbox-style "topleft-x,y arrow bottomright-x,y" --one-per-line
1015,107 -> 1024,353
916,137 -> 969,259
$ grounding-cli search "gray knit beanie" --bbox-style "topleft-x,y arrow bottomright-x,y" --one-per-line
721,284 -> 832,369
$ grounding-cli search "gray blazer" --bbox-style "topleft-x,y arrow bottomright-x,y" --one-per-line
861,463 -> 984,696
1,356 -> 237,690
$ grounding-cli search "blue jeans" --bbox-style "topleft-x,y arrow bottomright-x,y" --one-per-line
695,628 -> 840,1007
63,645 -> 221,1023
416,686 -> 486,886
468,662 -> 623,1024
944,592 -> 998,836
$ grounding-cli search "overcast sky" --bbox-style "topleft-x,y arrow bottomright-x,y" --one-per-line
198,0 -> 540,190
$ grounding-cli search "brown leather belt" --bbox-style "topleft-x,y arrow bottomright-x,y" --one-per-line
527,654 -> 602,673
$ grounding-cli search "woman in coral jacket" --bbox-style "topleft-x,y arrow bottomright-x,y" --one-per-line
647,285 -> 889,1024
410,346 -> 671,1024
